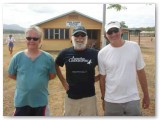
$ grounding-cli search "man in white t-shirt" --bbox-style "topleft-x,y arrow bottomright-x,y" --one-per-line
98,21 -> 150,116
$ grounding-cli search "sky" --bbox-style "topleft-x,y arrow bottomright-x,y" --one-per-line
2,3 -> 155,28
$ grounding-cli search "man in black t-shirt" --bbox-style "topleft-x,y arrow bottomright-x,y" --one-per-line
55,26 -> 99,116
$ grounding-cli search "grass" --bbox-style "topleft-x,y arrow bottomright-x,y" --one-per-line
3,35 -> 155,116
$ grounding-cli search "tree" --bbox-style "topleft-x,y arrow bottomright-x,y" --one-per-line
120,21 -> 128,28
107,4 -> 127,11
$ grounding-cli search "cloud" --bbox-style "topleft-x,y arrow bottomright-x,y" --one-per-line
2,3 -> 155,28
27,4 -> 58,13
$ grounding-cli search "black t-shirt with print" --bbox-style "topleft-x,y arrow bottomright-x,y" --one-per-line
56,47 -> 98,99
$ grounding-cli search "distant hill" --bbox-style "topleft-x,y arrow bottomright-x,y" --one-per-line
3,24 -> 25,34
3,24 -> 25,31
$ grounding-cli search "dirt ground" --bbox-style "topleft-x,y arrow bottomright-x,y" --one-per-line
3,36 -> 155,116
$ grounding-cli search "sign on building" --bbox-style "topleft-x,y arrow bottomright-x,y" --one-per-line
66,21 -> 81,27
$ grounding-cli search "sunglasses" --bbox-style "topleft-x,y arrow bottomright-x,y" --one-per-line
26,37 -> 39,41
107,28 -> 119,35
74,33 -> 86,37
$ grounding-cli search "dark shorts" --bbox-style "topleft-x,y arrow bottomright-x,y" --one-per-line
9,42 -> 14,47
13,105 -> 48,116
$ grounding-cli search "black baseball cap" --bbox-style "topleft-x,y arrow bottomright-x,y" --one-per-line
72,26 -> 87,36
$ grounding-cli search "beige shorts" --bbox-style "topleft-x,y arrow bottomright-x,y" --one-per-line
64,95 -> 98,116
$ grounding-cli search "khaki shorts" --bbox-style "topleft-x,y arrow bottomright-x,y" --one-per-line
64,95 -> 98,116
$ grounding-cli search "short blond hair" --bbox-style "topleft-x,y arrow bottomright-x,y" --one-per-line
25,26 -> 43,39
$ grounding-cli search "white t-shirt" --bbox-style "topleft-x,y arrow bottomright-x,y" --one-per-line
98,41 -> 145,103
6,37 -> 15,46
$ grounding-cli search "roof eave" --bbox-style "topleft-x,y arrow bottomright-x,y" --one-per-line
33,10 -> 102,26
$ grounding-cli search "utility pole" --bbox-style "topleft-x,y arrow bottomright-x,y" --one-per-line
102,4 -> 106,48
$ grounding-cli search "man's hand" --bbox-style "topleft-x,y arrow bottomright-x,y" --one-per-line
142,95 -> 150,109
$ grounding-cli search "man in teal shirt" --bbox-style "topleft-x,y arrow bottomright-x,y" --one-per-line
8,26 -> 56,116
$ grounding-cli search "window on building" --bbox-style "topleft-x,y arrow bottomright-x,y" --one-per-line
44,28 -> 70,40
87,30 -> 98,40
44,29 -> 49,39
65,29 -> 69,39
60,29 -> 64,39
50,29 -> 54,39
55,29 -> 59,39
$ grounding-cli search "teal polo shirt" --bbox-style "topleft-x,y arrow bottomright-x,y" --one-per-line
8,51 -> 56,107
